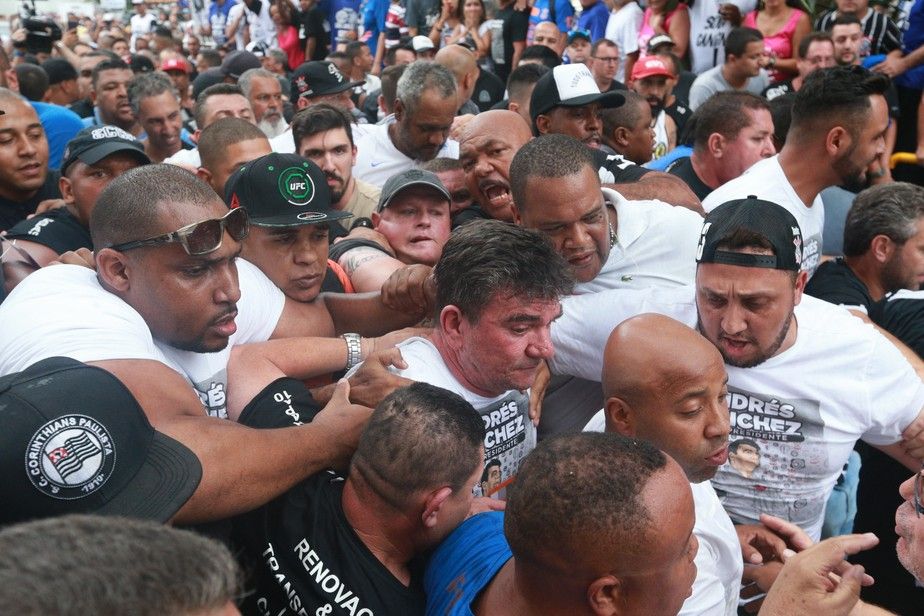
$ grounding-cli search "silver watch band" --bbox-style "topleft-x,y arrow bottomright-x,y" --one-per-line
342,333 -> 363,370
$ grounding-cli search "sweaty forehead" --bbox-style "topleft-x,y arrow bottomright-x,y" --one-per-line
0,98 -> 40,125
154,198 -> 228,233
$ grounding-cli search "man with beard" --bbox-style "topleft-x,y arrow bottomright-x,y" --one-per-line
549,198 -> 924,541
293,104 -> 380,221
831,14 -> 899,184
629,56 -> 677,160
82,59 -> 140,136
240,68 -> 287,139
703,65 -> 890,277
807,183 -> 924,313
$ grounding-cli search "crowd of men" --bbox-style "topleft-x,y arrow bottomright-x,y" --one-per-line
3,0 -> 924,614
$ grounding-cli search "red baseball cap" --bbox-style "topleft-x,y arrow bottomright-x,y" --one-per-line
160,57 -> 189,73
631,56 -> 674,81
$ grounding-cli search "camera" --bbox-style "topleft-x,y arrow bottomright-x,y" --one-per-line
17,15 -> 63,55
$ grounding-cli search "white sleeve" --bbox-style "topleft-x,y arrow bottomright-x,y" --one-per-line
232,258 -> 287,345
620,9 -> 642,54
0,266 -> 165,373
860,331 -> 924,446
550,286 -> 697,381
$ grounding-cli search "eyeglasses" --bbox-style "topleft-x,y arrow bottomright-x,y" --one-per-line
593,56 -> 619,63
109,207 -> 250,256
915,464 -> 924,518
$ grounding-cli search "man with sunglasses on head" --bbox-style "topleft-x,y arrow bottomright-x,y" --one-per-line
0,163 -> 432,525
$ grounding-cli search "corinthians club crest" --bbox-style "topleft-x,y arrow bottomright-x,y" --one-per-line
25,414 -> 116,500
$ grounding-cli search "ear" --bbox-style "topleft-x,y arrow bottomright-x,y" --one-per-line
191,129 -> 201,144
825,126 -> 851,158
604,396 -> 635,436
535,114 -> 551,136
511,203 -> 523,225
587,574 -> 622,615
296,96 -> 309,110
377,93 -> 386,113
371,211 -> 381,228
708,132 -> 726,158
95,248 -> 132,293
439,304 -> 465,348
393,98 -> 405,122
196,166 -> 212,185
613,126 -> 631,148
870,234 -> 895,265
5,68 -> 19,94
507,100 -> 520,114
792,269 -> 808,305
421,486 -> 453,528
351,144 -> 358,166
59,175 -> 75,205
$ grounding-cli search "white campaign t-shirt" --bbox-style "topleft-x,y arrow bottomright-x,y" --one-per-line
382,337 -> 536,500
575,188 -> 701,294
702,155 -> 824,277
353,123 -> 459,187
0,260 -> 286,420
552,287 -> 924,540
605,2 -> 643,83
688,0 -> 758,74
586,413 -> 742,616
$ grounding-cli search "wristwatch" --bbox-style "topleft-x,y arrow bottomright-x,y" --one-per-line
342,333 -> 363,370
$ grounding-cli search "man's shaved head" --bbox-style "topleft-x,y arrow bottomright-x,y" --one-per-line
603,314 -> 731,483
459,109 -> 533,147
458,110 -> 534,221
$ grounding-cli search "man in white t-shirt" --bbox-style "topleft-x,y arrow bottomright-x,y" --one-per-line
591,314 -> 742,616
550,197 -> 924,540
130,0 -> 157,51
687,0 -> 757,74
353,61 -> 460,186
509,133 -> 702,435
605,0 -> 643,83
703,65 -> 891,277
0,164 -> 433,524
371,220 -> 574,499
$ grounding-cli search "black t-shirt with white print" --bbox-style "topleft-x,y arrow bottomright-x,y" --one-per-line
232,377 -> 427,616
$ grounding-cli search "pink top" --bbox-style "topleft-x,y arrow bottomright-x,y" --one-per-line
744,7 -> 806,82
278,25 -> 305,70
638,3 -> 688,58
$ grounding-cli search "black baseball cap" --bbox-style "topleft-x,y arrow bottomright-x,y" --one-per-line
0,357 -> 202,525
376,169 -> 451,213
41,57 -> 77,85
530,64 -> 625,133
225,153 -> 351,227
221,50 -> 262,80
290,61 -> 363,101
60,125 -> 150,175
696,196 -> 804,271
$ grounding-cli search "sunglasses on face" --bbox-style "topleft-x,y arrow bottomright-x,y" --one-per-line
109,207 -> 250,256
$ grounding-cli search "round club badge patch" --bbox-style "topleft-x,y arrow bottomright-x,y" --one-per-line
25,414 -> 116,500
278,165 -> 316,207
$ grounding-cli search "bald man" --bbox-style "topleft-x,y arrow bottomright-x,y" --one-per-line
457,109 -> 534,222
435,45 -> 480,116
532,21 -> 565,56
589,314 -> 741,614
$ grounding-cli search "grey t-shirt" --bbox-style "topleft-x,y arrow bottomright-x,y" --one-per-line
688,65 -> 771,110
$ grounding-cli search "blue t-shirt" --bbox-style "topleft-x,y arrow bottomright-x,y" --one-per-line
31,101 -> 83,171
898,0 -> 924,89
528,0 -> 574,39
424,511 -> 511,616
576,0 -> 609,42
209,0 -> 236,47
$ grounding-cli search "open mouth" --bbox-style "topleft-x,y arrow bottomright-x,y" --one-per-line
479,181 -> 512,211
